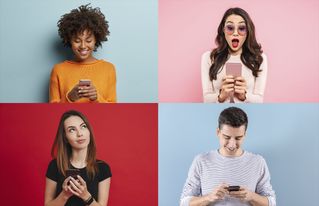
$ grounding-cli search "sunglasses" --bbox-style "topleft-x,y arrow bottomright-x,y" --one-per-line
224,24 -> 247,36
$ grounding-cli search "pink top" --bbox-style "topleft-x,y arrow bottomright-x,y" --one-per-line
201,51 -> 268,103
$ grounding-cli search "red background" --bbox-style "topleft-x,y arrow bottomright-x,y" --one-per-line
0,104 -> 158,205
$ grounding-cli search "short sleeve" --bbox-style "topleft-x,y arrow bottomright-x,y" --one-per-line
46,159 -> 58,182
97,160 -> 112,182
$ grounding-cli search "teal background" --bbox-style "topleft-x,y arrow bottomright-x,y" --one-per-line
0,0 -> 158,102
159,104 -> 319,206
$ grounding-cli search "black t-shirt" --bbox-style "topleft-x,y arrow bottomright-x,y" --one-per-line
46,159 -> 112,206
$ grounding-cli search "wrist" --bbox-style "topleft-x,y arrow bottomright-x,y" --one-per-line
82,192 -> 92,201
218,90 -> 226,103
84,194 -> 94,205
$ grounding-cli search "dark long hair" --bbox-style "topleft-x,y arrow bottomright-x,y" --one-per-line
51,110 -> 98,180
209,7 -> 263,80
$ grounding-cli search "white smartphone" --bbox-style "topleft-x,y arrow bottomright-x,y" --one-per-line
226,63 -> 242,77
79,79 -> 91,86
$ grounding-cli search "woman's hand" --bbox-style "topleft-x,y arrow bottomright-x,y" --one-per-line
234,76 -> 247,101
68,84 -> 82,102
218,75 -> 235,102
68,175 -> 91,201
61,176 -> 74,199
68,83 -> 97,102
78,84 -> 97,101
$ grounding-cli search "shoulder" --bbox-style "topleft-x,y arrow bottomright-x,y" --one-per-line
201,51 -> 211,62
46,159 -> 59,181
193,151 -> 215,163
99,60 -> 116,71
96,160 -> 111,171
51,61 -> 69,74
261,53 -> 267,62
244,151 -> 267,165
47,159 -> 58,169
96,160 -> 112,181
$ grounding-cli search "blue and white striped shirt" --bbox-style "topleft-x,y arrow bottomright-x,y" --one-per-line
180,150 -> 276,206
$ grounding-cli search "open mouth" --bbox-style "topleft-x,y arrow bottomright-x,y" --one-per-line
231,39 -> 239,48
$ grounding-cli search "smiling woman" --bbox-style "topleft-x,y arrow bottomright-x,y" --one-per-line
201,7 -> 267,103
49,4 -> 116,103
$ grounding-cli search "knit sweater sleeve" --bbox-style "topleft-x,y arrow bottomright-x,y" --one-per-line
245,53 -> 268,103
96,63 -> 117,103
180,155 -> 203,206
49,65 -> 62,103
256,157 -> 276,206
201,51 -> 219,103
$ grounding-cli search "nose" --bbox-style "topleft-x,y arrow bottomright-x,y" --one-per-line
228,139 -> 236,148
233,28 -> 239,36
80,41 -> 86,49
76,129 -> 83,137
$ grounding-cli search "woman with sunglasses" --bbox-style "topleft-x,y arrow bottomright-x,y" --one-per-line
44,110 -> 111,206
201,7 -> 267,103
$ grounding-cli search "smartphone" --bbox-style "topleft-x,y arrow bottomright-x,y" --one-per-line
66,169 -> 81,179
225,63 -> 242,77
227,185 -> 240,192
79,79 -> 91,86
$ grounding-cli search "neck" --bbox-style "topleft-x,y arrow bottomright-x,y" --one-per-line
219,148 -> 243,157
229,48 -> 242,56
74,55 -> 97,64
71,148 -> 88,168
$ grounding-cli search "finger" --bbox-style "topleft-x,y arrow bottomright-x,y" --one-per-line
77,175 -> 86,186
235,81 -> 245,86
68,185 -> 80,196
69,179 -> 82,193
70,177 -> 82,188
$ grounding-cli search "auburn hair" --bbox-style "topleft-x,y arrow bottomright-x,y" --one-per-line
51,110 -> 98,180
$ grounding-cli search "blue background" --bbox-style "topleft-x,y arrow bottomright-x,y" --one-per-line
0,0 -> 158,102
159,104 -> 319,206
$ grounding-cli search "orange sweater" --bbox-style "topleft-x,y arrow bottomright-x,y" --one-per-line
49,60 -> 116,103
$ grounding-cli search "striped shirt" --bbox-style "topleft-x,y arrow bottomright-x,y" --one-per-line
180,150 -> 276,206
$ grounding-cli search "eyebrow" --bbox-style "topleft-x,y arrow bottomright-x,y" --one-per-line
66,121 -> 85,129
222,133 -> 244,138
225,21 -> 246,24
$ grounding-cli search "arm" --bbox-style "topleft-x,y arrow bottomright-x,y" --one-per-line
255,158 -> 276,206
67,176 -> 111,206
96,178 -> 111,206
180,156 -> 202,206
245,54 -> 268,103
201,51 -> 219,103
44,177 -> 72,206
96,65 -> 117,103
49,67 -> 62,103
189,184 -> 229,206
229,187 -> 269,206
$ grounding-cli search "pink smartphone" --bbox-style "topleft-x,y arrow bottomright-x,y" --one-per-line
79,79 -> 91,86
225,63 -> 242,77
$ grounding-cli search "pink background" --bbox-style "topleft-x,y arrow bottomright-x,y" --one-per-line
159,0 -> 319,102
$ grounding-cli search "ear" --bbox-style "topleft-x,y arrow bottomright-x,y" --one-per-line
216,128 -> 220,138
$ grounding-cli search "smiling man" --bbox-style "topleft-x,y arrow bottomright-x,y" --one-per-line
180,107 -> 276,206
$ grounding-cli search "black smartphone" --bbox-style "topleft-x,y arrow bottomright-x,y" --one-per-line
66,169 -> 81,179
227,185 -> 240,192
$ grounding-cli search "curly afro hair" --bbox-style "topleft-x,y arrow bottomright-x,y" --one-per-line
57,4 -> 110,49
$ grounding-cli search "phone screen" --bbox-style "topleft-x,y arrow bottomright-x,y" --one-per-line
225,63 -> 242,77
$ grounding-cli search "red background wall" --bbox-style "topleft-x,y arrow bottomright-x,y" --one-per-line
0,104 -> 158,205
